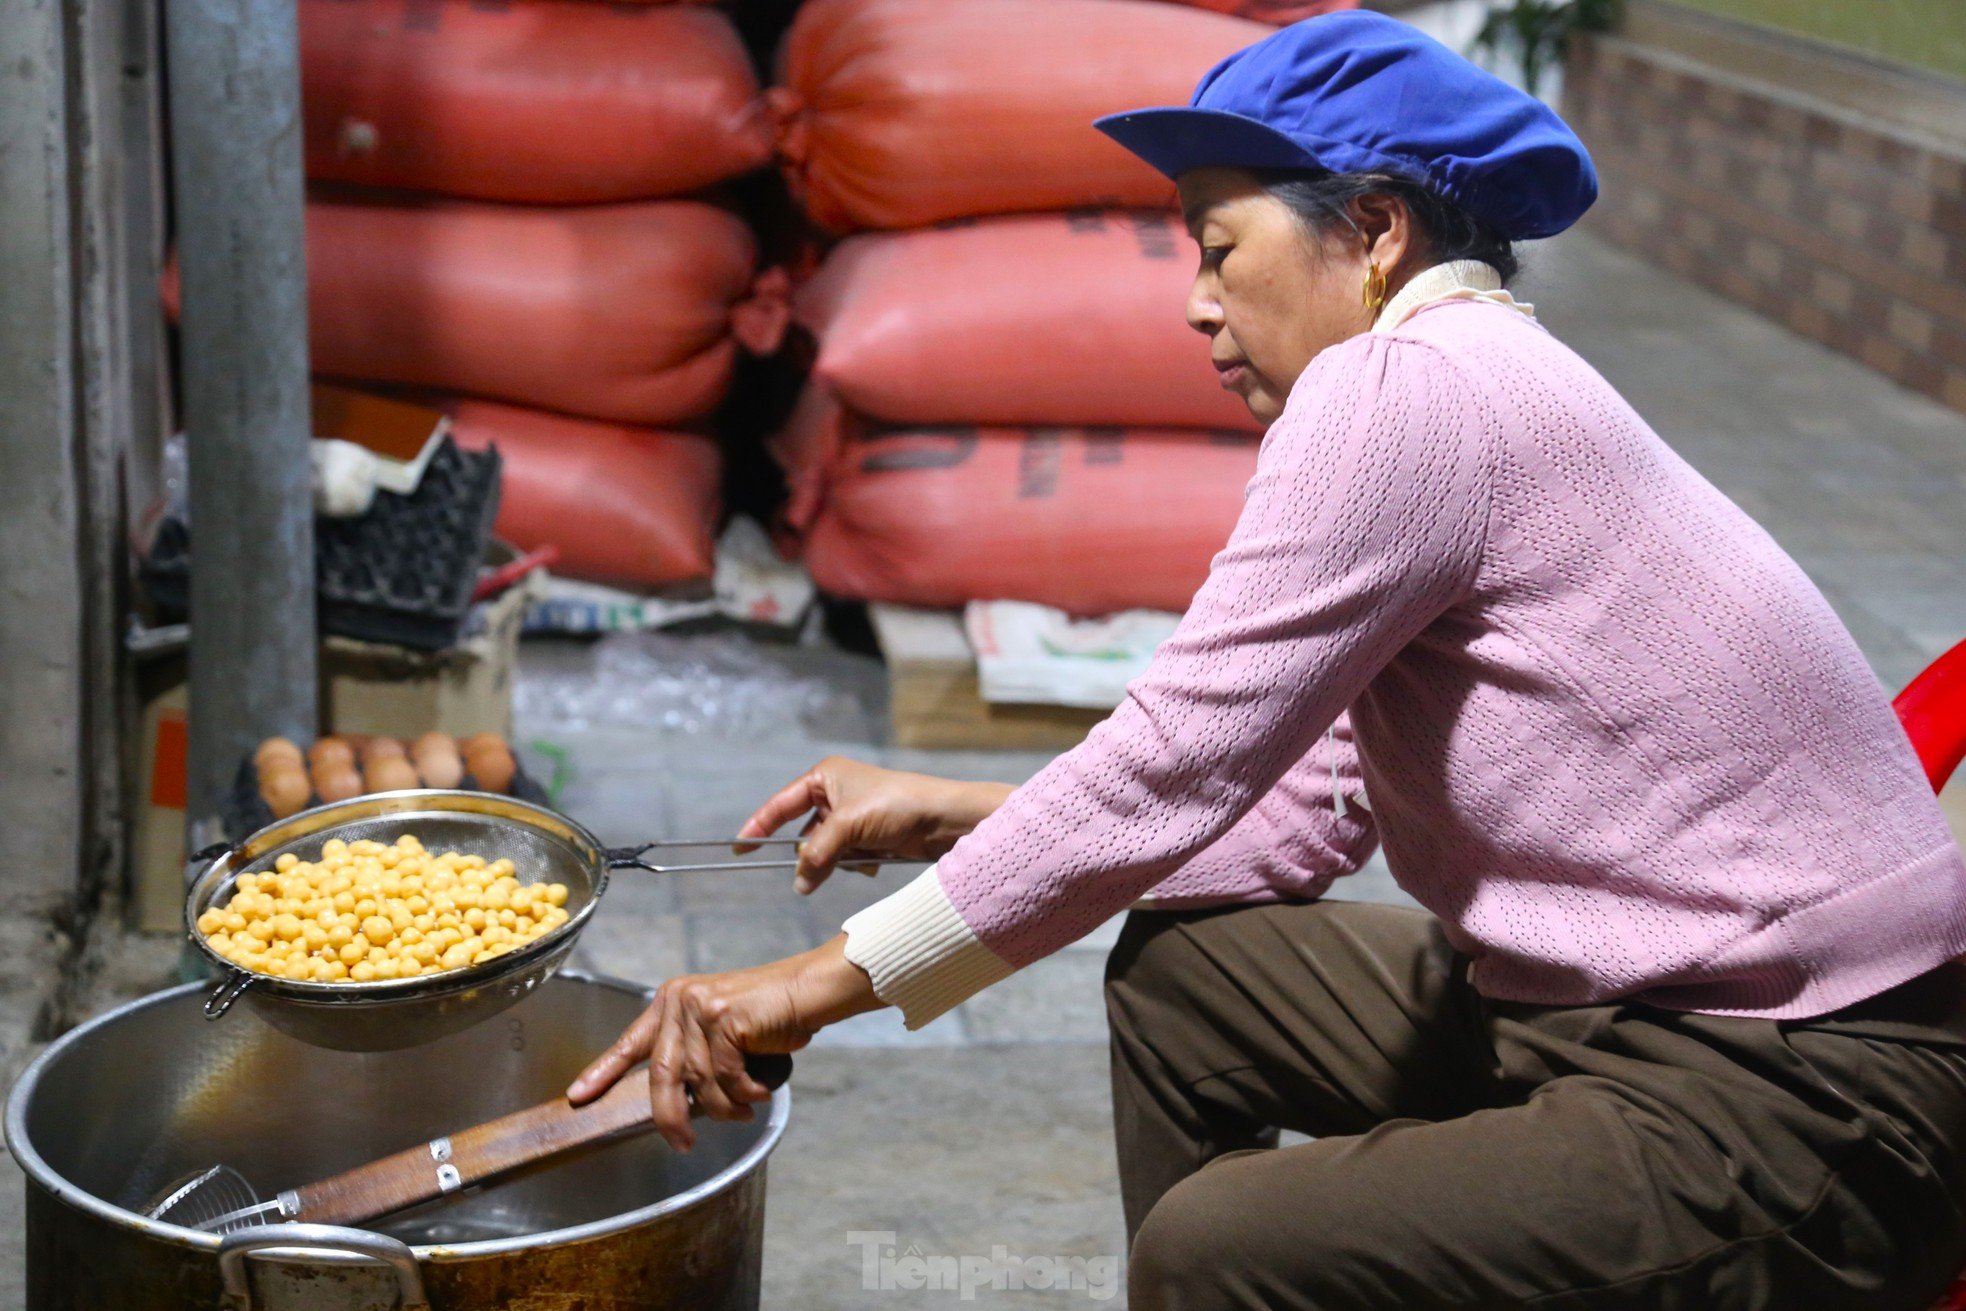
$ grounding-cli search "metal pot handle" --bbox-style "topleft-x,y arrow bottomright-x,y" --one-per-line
203,970 -> 254,1020
217,1223 -> 430,1310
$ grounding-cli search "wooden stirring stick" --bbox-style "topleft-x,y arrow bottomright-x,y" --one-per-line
277,1054 -> 791,1228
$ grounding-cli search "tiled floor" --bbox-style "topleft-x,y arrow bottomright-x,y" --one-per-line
4,225 -> 1963,1307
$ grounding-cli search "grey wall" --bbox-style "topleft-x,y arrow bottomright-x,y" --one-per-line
0,0 -> 164,921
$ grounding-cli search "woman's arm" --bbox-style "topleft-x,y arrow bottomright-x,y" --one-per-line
735,757 -> 1012,893
566,933 -> 878,1147
573,672 -> 1383,1123
845,333 -> 1496,1027
736,717 -> 1375,905
1142,712 -> 1379,905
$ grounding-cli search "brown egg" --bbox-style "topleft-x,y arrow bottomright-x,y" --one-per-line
254,737 -> 303,770
412,735 -> 464,790
412,731 -> 454,758
458,732 -> 505,757
314,765 -> 362,803
463,739 -> 515,794
364,756 -> 420,793
259,763 -> 312,819
306,737 -> 355,773
360,736 -> 406,765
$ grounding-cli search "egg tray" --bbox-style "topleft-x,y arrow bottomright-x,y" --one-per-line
141,438 -> 501,652
316,438 -> 501,650
223,754 -> 552,843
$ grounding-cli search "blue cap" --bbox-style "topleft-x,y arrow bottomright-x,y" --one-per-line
1093,11 -> 1596,241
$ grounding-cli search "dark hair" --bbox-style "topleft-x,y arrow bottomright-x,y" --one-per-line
1252,168 -> 1520,285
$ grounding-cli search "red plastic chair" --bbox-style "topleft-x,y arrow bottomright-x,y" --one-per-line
1899,637 -> 1966,795
1894,636 -> 1966,1311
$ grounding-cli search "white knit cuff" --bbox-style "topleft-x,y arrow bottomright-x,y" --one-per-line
840,864 -> 1015,1030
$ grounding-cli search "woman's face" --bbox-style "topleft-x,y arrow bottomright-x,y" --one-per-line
1176,168 -> 1403,426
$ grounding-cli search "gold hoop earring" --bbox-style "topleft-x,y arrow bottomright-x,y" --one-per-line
1362,262 -> 1388,314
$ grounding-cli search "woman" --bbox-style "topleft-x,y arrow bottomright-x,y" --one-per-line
571,14 -> 1966,1308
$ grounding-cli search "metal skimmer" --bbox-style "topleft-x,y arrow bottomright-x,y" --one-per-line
143,1164 -> 283,1233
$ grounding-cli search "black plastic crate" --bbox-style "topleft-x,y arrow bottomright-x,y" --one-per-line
141,437 -> 501,652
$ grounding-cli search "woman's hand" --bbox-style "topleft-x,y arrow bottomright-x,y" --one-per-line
737,756 -> 1012,894
567,934 -> 880,1151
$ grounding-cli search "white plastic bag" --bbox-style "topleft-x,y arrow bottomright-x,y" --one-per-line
964,600 -> 1181,709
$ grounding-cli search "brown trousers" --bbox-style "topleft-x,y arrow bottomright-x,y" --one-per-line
1105,900 -> 1966,1311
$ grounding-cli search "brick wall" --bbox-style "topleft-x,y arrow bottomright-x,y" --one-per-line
1563,23 -> 1966,416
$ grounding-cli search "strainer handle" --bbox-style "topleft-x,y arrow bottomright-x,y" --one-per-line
603,841 -> 885,876
217,1223 -> 429,1310
204,970 -> 254,1020
604,844 -> 657,874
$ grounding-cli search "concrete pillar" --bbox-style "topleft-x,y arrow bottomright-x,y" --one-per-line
165,0 -> 319,847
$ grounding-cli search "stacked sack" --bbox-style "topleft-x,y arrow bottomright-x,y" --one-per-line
768,0 -> 1345,616
779,212 -> 1264,616
294,0 -> 788,591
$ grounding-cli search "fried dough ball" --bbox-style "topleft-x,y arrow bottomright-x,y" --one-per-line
196,835 -> 572,983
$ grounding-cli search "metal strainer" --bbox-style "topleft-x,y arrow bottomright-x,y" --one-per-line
143,1163 -> 270,1233
186,789 -> 841,1052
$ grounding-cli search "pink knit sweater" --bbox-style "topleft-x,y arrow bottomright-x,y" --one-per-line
842,294 -> 1966,1025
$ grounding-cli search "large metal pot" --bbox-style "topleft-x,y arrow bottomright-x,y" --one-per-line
6,971 -> 789,1310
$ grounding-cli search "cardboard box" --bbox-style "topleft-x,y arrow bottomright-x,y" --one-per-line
870,604 -> 1104,751
132,660 -> 191,935
323,571 -> 532,741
